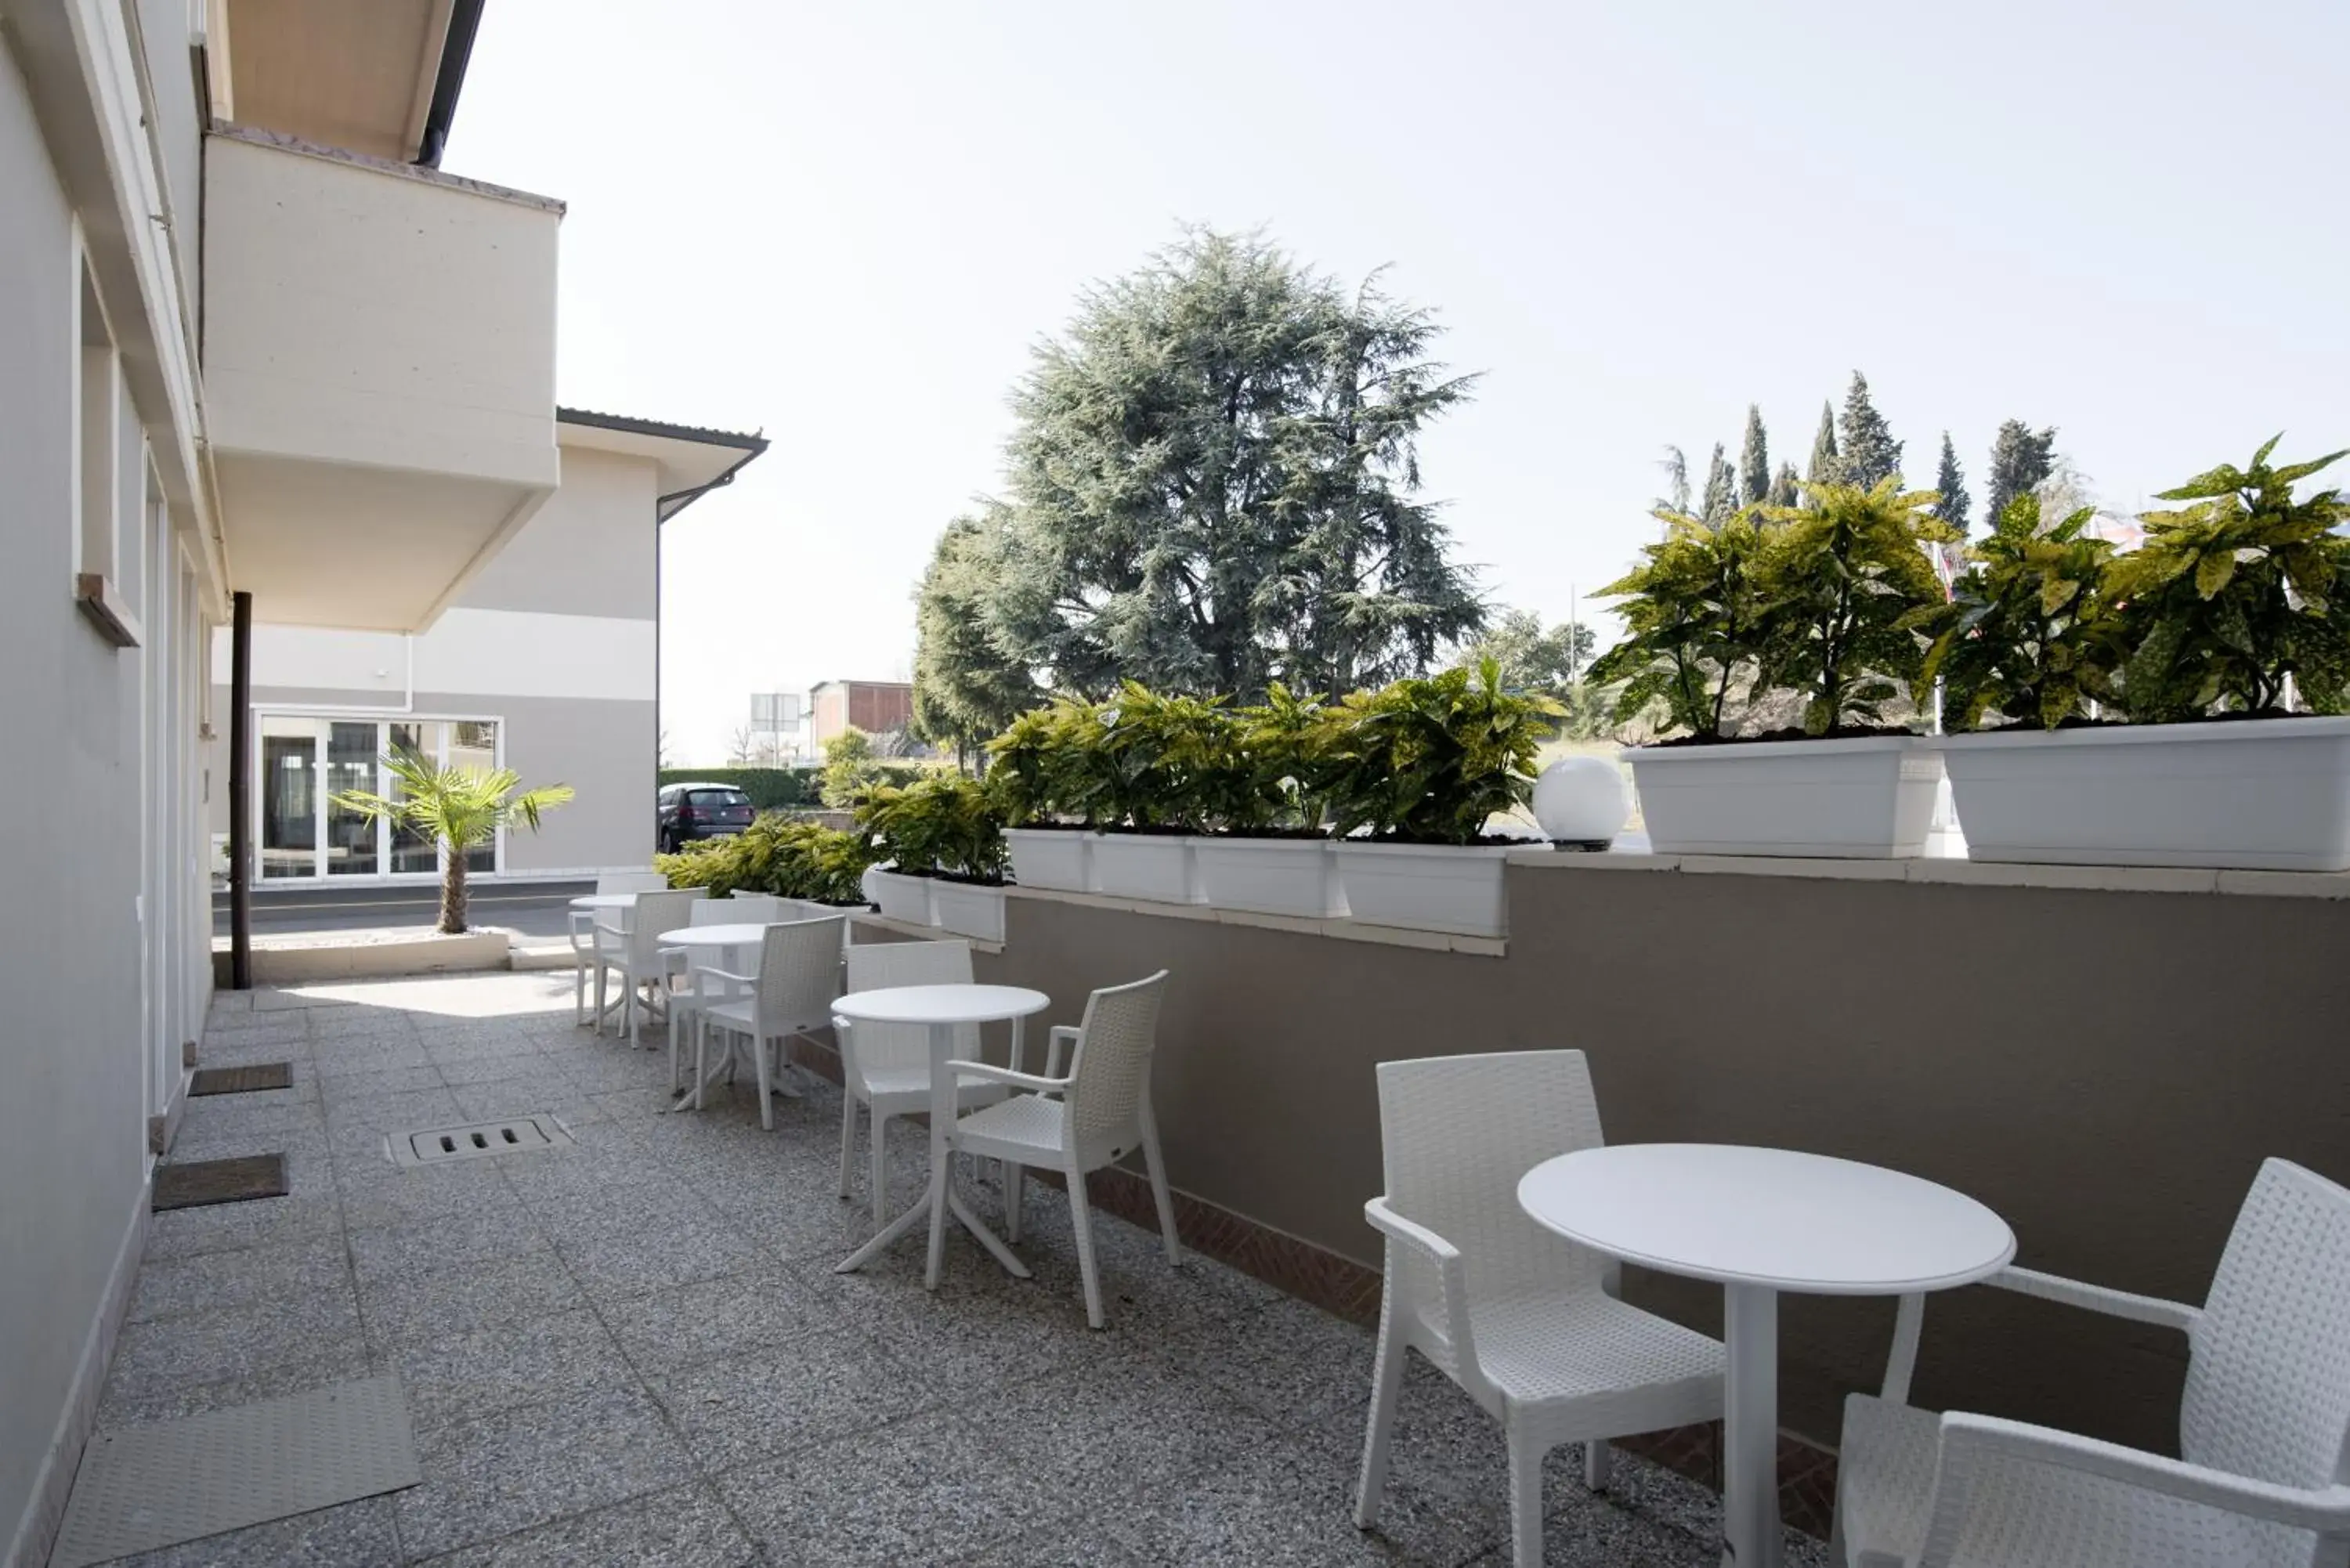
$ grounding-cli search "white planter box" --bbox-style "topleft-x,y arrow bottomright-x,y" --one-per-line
1330,841 -> 1522,938
1088,833 -> 1202,904
1930,716 -> 2350,871
1192,836 -> 1347,918
929,880 -> 1007,942
1004,827 -> 1090,892
867,869 -> 935,926
1629,735 -> 1943,858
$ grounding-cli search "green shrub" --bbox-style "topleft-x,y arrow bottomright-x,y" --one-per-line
1219,684 -> 1330,833
655,813 -> 876,903
1316,659 -> 1556,844
1094,684 -> 1231,830
1924,494 -> 2122,730
2105,438 -> 2350,720
984,699 -> 1103,826
856,774 -> 1007,883
1754,480 -> 1956,735
1588,507 -> 1773,740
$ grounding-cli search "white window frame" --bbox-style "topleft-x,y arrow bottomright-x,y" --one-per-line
250,710 -> 508,883
70,228 -> 142,646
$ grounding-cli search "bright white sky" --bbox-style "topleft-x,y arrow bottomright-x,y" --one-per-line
452,0 -> 2349,765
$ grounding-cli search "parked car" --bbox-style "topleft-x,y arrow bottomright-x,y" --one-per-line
657,782 -> 754,852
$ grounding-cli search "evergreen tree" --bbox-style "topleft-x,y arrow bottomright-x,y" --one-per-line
1700,443 -> 1737,523
1836,371 -> 1904,490
1932,432 -> 1972,536
1739,405 -> 1770,508
989,228 -> 1484,699
909,509 -> 1039,768
1983,420 -> 2059,528
1768,462 -> 1800,508
1806,400 -> 1840,496
1656,445 -> 1692,515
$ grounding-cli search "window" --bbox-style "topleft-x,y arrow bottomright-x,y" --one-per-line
71,255 -> 141,645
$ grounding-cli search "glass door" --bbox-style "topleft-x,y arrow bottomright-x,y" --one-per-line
259,715 -> 320,879
324,721 -> 383,876
387,721 -> 439,875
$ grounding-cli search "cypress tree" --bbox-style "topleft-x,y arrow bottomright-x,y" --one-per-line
1739,405 -> 1770,508
1700,443 -> 1737,522
1806,400 -> 1840,495
1932,432 -> 1972,536
1768,462 -> 1800,508
1836,371 -> 1904,489
1983,420 -> 2058,528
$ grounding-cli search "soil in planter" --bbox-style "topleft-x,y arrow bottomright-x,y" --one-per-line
1089,824 -> 1199,837
1649,723 -> 1918,748
1193,826 -> 1332,841
1348,832 -> 1543,847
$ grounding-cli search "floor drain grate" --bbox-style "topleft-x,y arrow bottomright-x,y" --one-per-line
389,1116 -> 574,1168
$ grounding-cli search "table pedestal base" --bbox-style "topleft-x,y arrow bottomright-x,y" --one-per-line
1721,1283 -> 1781,1568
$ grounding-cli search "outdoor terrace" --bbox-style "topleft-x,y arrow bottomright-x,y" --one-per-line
110,971 -> 1824,1566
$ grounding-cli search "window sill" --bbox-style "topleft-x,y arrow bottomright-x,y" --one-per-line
76,573 -> 142,648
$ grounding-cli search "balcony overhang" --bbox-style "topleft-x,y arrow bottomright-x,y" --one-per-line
210,0 -> 483,167
204,127 -> 562,631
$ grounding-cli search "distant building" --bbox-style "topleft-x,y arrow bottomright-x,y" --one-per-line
809,680 -> 916,747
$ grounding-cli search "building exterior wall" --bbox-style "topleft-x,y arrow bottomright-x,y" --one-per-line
971,867 -> 2350,1461
1,13 -> 214,1561
204,440 -> 663,880
810,681 -> 913,744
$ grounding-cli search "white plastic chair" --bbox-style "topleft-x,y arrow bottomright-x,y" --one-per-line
1832,1157 -> 2350,1568
592,887 -> 704,1046
571,870 -> 669,1026
663,900 -> 779,1092
1354,1050 -> 1726,1568
832,941 -> 1016,1225
944,970 -> 1179,1329
690,914 -> 847,1129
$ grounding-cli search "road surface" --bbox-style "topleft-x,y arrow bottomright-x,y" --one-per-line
211,881 -> 591,940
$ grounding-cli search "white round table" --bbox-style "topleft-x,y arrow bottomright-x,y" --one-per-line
1518,1144 -> 2014,1568
830,984 -> 1051,1289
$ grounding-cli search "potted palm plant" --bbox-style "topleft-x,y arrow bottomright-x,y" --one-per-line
1929,439 -> 2350,869
1189,683 -> 1350,918
989,699 -> 1097,892
331,745 -> 573,934
1599,485 -> 1954,858
1316,659 -> 1553,938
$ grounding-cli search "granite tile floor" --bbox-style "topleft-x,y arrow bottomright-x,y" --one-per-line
93,971 -> 1831,1567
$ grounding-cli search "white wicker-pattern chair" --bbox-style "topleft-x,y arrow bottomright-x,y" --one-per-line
592,887 -> 705,1046
833,940 -> 1014,1224
1834,1157 -> 2350,1568
689,913 -> 846,1129
663,898 -> 783,1091
570,870 -> 669,1026
1354,1050 -> 1726,1568
944,970 -> 1179,1328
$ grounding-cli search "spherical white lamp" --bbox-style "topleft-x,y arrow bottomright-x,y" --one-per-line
1531,756 -> 1629,849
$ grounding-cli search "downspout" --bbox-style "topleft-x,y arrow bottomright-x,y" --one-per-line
228,591 -> 252,988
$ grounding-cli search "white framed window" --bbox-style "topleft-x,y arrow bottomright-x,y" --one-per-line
71,242 -> 143,645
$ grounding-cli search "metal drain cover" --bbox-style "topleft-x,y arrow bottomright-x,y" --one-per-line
389,1116 -> 574,1168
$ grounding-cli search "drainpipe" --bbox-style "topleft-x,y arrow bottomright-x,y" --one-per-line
228,591 -> 253,988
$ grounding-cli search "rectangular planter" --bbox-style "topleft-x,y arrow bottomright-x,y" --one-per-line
1330,841 -> 1520,938
929,880 -> 1008,943
1004,827 -> 1090,892
1628,735 -> 1943,858
1087,833 -> 1202,905
1193,836 -> 1347,918
1930,716 -> 2350,871
866,869 -> 935,927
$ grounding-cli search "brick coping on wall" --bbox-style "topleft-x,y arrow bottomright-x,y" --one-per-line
785,1031 -> 1841,1541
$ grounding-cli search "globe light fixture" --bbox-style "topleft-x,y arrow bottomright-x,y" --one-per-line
1531,756 -> 1629,850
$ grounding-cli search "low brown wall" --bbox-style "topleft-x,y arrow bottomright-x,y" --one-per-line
971,861 -> 2350,1455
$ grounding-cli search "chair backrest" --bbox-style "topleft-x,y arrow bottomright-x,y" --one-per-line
1374,1050 -> 1607,1308
598,870 -> 671,894
1065,971 -> 1170,1154
755,914 -> 848,1033
2180,1158 -> 2350,1493
721,893 -> 786,924
624,887 -> 705,963
839,941 -> 978,1078
689,899 -> 745,927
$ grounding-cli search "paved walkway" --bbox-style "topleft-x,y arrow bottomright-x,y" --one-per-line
100,970 -> 1829,1566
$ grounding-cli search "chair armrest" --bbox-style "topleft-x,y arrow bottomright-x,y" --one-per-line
1363,1196 -> 1493,1407
699,966 -> 757,986
1990,1266 -> 2201,1333
1925,1412 -> 2350,1546
942,1059 -> 1071,1095
1045,1024 -> 1081,1078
